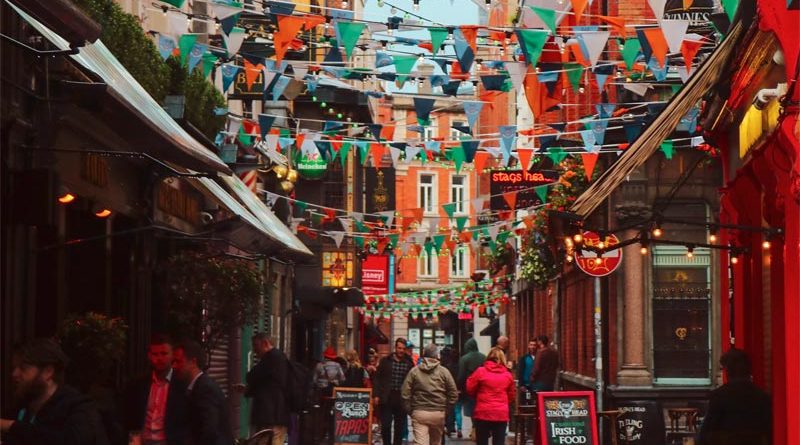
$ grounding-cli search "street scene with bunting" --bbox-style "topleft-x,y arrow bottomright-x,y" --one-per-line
1,0 -> 797,444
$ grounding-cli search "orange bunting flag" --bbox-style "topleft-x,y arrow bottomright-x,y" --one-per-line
503,191 -> 518,210
473,151 -> 491,174
244,59 -> 263,89
460,26 -> 479,54
580,153 -> 599,181
410,208 -> 424,224
380,125 -> 396,141
571,0 -> 590,22
274,15 -> 306,64
598,15 -> 627,38
301,14 -> 325,30
369,143 -> 385,166
569,42 -> 589,66
642,28 -> 669,68
517,148 -> 534,171
681,39 -> 704,73
459,232 -> 472,244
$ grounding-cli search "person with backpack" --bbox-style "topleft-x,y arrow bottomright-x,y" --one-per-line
313,347 -> 346,396
236,333 -> 290,445
343,350 -> 369,388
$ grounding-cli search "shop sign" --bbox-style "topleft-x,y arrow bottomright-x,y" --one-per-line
361,255 -> 389,296
538,391 -> 599,445
233,70 -> 264,97
297,153 -> 328,180
489,169 -> 559,211
575,231 -> 622,277
664,0 -> 715,22
333,388 -> 373,445
81,153 -> 108,187
156,182 -> 201,226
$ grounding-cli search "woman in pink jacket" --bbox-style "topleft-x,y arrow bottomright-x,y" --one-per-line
466,347 -> 516,445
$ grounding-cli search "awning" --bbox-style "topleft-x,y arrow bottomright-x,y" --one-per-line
569,22 -> 744,218
219,174 -> 313,258
11,2 -> 231,175
188,176 -> 312,258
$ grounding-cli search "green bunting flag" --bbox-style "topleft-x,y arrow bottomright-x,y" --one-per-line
202,53 -> 218,78
294,201 -> 308,216
721,0 -> 738,21
424,240 -> 434,256
565,63 -> 583,93
161,0 -> 186,7
429,27 -> 448,56
311,212 -> 324,226
535,184 -> 549,203
496,231 -> 511,246
339,142 -> 351,168
393,55 -> 418,87
432,235 -> 445,253
388,234 -> 399,248
456,216 -> 469,232
354,219 -> 369,233
178,34 -> 198,67
530,6 -> 557,34
516,29 -> 550,68
660,140 -> 674,159
237,126 -> 252,145
547,147 -> 568,164
448,146 -> 467,173
357,141 -> 370,165
337,22 -> 366,59
621,38 -> 641,71
354,236 -> 364,249
443,203 -> 457,219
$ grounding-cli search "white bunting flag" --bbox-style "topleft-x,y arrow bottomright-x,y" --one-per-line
661,20 -> 689,54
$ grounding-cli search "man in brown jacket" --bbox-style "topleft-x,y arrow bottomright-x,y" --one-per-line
401,344 -> 458,445
530,335 -> 559,392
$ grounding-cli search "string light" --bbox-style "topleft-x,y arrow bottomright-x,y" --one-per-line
566,254 -> 574,263
731,254 -> 739,264
412,0 -> 420,11
573,232 -> 584,243
708,230 -> 717,243
485,0 -> 492,8
686,245 -> 694,259
640,244 -> 648,255
162,6 -> 168,17
342,0 -> 349,8
652,224 -> 663,238
762,239 -> 771,250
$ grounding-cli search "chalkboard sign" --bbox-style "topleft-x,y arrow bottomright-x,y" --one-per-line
333,387 -> 373,445
538,391 -> 599,445
615,400 -> 666,445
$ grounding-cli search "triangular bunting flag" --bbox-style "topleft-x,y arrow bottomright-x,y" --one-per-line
429,27 -> 448,56
463,101 -> 483,133
473,151 -> 490,174
336,21 -> 366,59
517,148 -> 534,171
515,29 -> 549,68
576,31 -> 610,68
571,0 -> 590,22
642,28 -> 669,67
580,153 -> 599,180
535,185 -> 549,204
530,7 -> 557,33
661,20 -> 689,54
621,38 -> 642,71
660,140 -> 674,159
503,191 -> 518,210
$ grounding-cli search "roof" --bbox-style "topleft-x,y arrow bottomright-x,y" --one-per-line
10,1 -> 231,174
569,22 -> 745,219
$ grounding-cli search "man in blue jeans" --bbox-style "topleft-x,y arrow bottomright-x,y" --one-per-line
373,338 -> 414,445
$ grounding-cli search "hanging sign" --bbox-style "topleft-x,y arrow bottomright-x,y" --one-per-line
538,391 -> 600,445
362,255 -> 390,296
575,231 -> 623,277
333,387 -> 373,445
297,154 -> 328,179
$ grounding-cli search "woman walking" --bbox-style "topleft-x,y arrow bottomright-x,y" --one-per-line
466,347 -> 516,445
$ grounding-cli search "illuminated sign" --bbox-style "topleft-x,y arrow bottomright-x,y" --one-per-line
489,169 -> 559,211
297,153 -> 328,180
362,255 -> 390,295
322,251 -> 354,287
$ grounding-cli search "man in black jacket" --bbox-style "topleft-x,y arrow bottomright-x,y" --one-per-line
0,338 -> 109,445
239,333 -> 289,445
373,338 -> 415,445
697,348 -> 771,445
124,334 -> 188,445
173,341 -> 233,445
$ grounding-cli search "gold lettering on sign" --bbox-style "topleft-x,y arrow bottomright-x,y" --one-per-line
157,182 -> 201,226
81,153 -> 108,187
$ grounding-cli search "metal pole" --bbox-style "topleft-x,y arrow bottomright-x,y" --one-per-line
594,276 -> 604,440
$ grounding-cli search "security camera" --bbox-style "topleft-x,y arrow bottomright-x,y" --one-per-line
200,212 -> 214,225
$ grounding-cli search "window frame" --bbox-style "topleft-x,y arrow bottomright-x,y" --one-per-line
450,174 -> 468,215
418,172 -> 438,215
418,248 -> 439,279
450,245 -> 470,279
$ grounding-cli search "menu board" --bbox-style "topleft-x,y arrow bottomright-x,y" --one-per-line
615,400 -> 666,445
333,387 -> 373,445
538,391 -> 599,445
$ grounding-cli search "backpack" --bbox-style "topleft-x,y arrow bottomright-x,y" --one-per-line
285,359 -> 313,412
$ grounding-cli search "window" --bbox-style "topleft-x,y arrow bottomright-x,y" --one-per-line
451,175 -> 467,214
423,118 -> 437,141
651,203 -> 712,384
418,249 -> 438,278
419,173 -> 437,214
451,245 -> 469,278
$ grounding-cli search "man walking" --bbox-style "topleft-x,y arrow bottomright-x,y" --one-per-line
401,344 -> 458,445
242,334 -> 290,445
530,335 -> 559,392
374,338 -> 415,445
173,341 -> 233,445
124,334 -> 188,445
0,338 -> 109,445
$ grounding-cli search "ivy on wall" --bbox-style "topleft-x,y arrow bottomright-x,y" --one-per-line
73,0 -> 225,138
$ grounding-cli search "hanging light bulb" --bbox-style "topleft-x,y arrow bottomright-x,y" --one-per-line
709,230 -> 717,243
386,27 -> 394,36
412,0 -> 420,11
597,238 -> 605,250
485,0 -> 492,8
640,245 -> 648,255
686,246 -> 694,259
390,6 -> 397,14
186,15 -> 193,30
162,6 -> 168,17
731,254 -> 739,264
573,232 -> 583,244
377,0 -> 384,6
762,239 -> 771,250
579,86 -> 586,94
342,0 -> 349,8
566,254 -> 574,263
652,225 -> 663,238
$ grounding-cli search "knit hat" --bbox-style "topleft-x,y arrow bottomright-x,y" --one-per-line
323,346 -> 337,360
